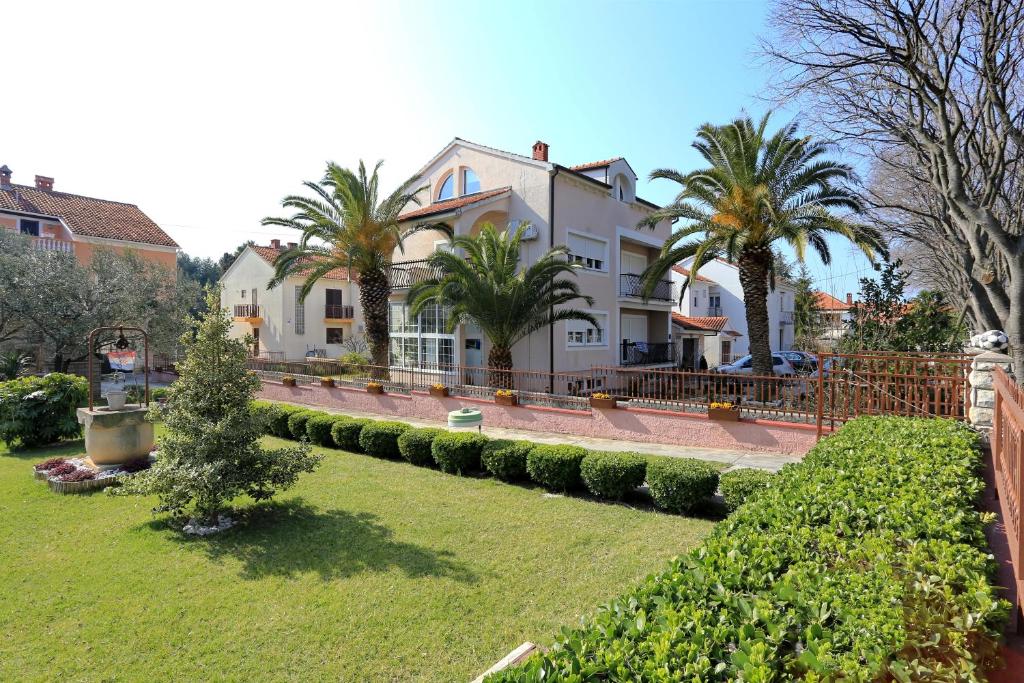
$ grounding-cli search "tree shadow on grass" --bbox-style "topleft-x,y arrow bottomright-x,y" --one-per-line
145,498 -> 479,584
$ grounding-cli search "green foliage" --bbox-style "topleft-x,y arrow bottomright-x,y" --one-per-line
431,431 -> 489,475
580,451 -> 647,500
397,427 -> 444,467
792,264 -> 824,351
0,350 -> 33,381
526,445 -> 588,492
646,457 -> 720,514
490,417 -> 1008,681
357,421 -> 410,458
287,410 -> 317,440
115,290 -> 320,525
480,439 -> 532,482
0,373 -> 88,448
339,351 -> 370,369
305,414 -> 341,447
250,401 -> 281,435
267,404 -> 305,438
719,468 -> 774,512
330,418 -> 371,452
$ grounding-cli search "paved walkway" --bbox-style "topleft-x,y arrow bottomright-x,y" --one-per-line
273,399 -> 801,472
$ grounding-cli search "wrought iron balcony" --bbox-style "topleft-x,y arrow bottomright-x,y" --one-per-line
387,259 -> 444,289
325,304 -> 354,319
619,273 -> 674,301
705,305 -> 723,317
620,341 -> 675,366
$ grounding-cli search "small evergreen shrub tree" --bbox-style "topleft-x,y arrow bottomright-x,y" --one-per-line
397,427 -> 444,466
305,414 -> 340,447
580,451 -> 647,500
330,417 -> 370,452
432,431 -> 488,474
719,468 -> 774,512
646,458 -> 720,514
358,421 -> 410,457
0,373 -> 88,448
115,290 -> 321,526
287,410 -> 318,440
481,439 -> 532,481
526,445 -> 588,491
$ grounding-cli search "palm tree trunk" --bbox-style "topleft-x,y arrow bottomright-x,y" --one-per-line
487,345 -> 514,390
358,268 -> 391,379
737,249 -> 773,381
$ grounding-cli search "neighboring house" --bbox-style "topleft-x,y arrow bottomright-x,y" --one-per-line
0,165 -> 178,270
814,291 -> 854,348
389,138 -> 676,375
221,240 -> 363,359
670,258 -> 796,369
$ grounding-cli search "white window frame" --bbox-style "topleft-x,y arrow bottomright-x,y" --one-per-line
388,302 -> 456,367
565,229 -> 609,275
566,309 -> 609,350
437,172 -> 455,201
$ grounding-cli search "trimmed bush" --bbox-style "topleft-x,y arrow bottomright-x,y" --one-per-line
268,404 -> 305,438
250,401 -> 280,435
0,373 -> 88,448
397,427 -> 444,467
719,468 -> 774,512
358,421 -> 410,458
481,439 -> 532,482
580,451 -> 647,500
287,410 -> 318,440
646,458 -> 719,514
526,445 -> 588,492
490,417 -> 1007,681
330,417 -> 371,452
432,431 -> 489,475
305,414 -> 341,447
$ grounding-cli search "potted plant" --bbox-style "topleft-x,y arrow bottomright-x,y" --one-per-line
708,401 -> 740,421
320,376 -> 335,388
428,383 -> 449,398
281,375 -> 297,387
366,381 -> 385,395
494,389 -> 518,407
589,392 -> 617,410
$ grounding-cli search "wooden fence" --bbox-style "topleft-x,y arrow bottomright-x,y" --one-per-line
993,366 -> 1024,626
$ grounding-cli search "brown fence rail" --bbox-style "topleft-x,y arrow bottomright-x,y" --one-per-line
993,366 -> 1024,625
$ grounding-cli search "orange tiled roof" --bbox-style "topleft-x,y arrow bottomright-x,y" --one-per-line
570,157 -> 624,172
671,312 -> 730,333
398,187 -> 511,222
814,291 -> 851,311
671,264 -> 716,284
0,183 -> 177,248
252,244 -> 350,280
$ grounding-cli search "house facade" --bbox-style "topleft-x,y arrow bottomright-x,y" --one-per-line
814,291 -> 854,349
670,258 -> 796,369
0,165 -> 178,270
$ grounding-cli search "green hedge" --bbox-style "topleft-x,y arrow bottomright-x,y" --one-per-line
267,404 -> 305,438
358,421 -> 410,458
250,400 -> 280,435
305,414 -> 341,447
287,410 -> 317,440
526,445 -> 588,492
397,427 -> 444,467
0,373 -> 89,448
719,467 -> 774,512
646,457 -> 720,514
432,431 -> 488,475
330,418 -> 370,452
481,439 -> 532,482
580,451 -> 647,500
489,417 -> 1008,681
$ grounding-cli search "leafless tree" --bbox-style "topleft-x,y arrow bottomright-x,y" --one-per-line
765,0 -> 1024,367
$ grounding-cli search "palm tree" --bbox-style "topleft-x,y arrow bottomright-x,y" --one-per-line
263,161 -> 448,371
638,113 -> 886,377
407,223 -> 598,389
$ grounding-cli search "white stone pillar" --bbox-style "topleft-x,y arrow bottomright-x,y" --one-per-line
968,350 -> 1015,434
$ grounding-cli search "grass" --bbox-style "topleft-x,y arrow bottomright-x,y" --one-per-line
0,432 -> 716,682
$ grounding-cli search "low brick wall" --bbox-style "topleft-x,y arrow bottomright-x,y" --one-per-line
257,380 -> 818,456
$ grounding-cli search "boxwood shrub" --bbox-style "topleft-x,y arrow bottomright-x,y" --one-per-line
489,417 -> 1008,681
357,421 -> 410,458
287,410 -> 318,440
305,414 -> 341,447
719,467 -> 774,512
397,427 -> 444,467
580,451 -> 647,500
267,404 -> 305,438
481,439 -> 533,482
646,457 -> 719,514
0,373 -> 89,448
432,431 -> 489,475
330,417 -> 370,452
526,444 -> 588,492
250,401 -> 280,435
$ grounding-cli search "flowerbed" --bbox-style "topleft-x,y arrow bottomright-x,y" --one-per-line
488,416 -> 1008,681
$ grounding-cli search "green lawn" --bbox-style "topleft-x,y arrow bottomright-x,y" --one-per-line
0,433 -> 716,682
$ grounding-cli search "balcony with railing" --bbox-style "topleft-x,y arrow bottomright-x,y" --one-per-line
387,259 -> 444,289
619,273 -> 674,301
31,236 -> 74,254
325,304 -> 354,320
705,305 -> 723,317
780,310 -> 795,325
620,341 -> 675,366
233,304 -> 262,321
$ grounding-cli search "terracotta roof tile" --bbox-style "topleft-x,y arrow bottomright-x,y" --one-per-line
671,313 -> 730,333
814,291 -> 851,311
0,183 -> 177,248
671,264 -> 716,283
252,244 -> 350,280
399,187 -> 511,222
570,157 -> 623,172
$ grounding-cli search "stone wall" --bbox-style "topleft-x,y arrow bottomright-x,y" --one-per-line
968,350 -> 1016,435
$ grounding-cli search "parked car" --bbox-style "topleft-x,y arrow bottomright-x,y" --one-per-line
779,350 -> 818,374
714,353 -> 797,377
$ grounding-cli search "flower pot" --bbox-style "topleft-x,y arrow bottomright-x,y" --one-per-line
320,378 -> 335,388
282,377 -> 297,387
589,396 -> 617,410
106,390 -> 127,411
429,387 -> 449,398
708,406 -> 740,421
495,394 -> 518,407
366,385 -> 385,395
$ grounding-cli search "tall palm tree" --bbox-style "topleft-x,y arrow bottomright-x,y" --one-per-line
263,161 -> 448,370
407,223 -> 598,388
639,113 -> 886,377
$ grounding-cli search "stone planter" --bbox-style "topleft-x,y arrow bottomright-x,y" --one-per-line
282,377 -> 297,387
320,378 -> 335,388
495,394 -> 518,407
366,385 -> 385,395
589,396 -> 617,410
708,406 -> 740,422
429,386 -> 449,398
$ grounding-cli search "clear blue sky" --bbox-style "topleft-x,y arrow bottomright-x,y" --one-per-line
2,0 -> 875,299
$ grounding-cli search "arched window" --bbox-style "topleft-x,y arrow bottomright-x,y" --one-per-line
437,173 -> 454,200
462,168 -> 480,195
613,173 -> 633,203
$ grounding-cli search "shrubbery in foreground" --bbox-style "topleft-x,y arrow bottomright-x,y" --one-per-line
488,417 -> 1008,681
0,373 -> 88,448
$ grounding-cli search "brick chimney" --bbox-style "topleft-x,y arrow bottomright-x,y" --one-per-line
287,242 -> 297,249
0,165 -> 11,190
532,141 -> 549,162
846,293 -> 853,306
35,175 -> 54,191
270,238 -> 281,249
